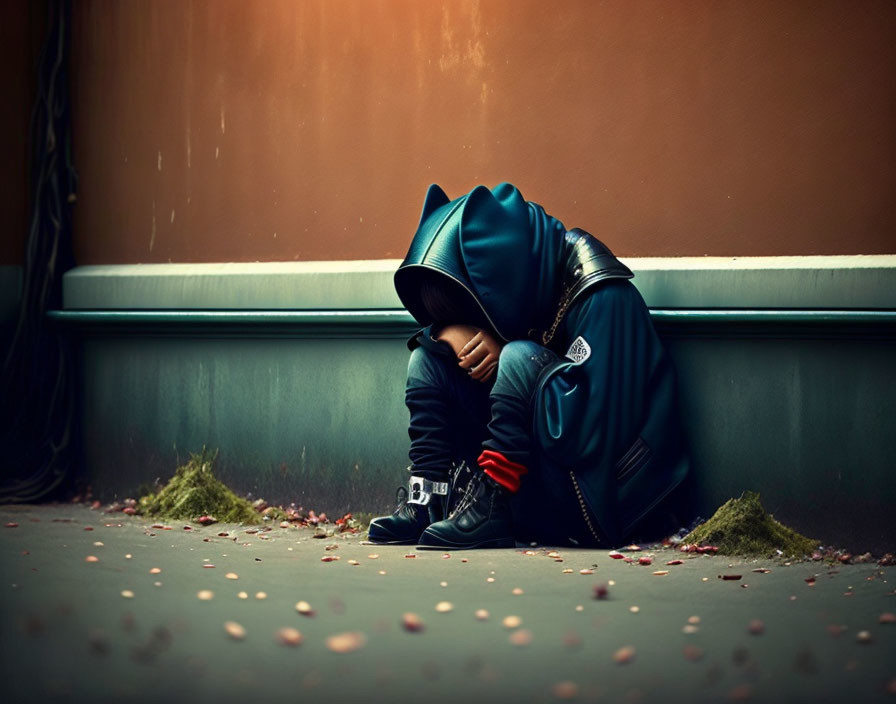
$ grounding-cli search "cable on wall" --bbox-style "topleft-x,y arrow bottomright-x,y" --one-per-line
0,0 -> 78,503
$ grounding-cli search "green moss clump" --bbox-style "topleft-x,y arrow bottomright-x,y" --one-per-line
684,491 -> 818,558
138,448 -> 261,525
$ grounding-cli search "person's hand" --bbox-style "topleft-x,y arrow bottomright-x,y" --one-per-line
457,329 -> 502,382
435,324 -> 482,357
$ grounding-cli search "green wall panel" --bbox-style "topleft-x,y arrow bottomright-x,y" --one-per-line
668,336 -> 896,553
80,336 -> 413,518
76,328 -> 896,553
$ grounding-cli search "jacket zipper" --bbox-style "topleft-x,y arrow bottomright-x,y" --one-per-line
568,470 -> 602,544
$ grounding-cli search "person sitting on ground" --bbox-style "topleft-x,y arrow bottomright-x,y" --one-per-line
368,182 -> 689,549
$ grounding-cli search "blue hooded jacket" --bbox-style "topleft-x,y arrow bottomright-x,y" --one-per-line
395,183 -> 689,545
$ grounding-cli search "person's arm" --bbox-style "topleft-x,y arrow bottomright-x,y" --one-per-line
436,325 -> 503,382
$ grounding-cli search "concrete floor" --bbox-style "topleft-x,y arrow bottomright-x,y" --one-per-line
0,504 -> 894,704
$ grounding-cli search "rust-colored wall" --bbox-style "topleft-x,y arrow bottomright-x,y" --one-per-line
71,0 -> 896,263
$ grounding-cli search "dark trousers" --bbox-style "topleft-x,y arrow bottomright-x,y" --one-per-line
405,340 -> 605,546
405,340 -> 560,479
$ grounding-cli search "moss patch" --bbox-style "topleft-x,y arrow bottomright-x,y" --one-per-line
684,491 -> 818,558
138,448 -> 261,525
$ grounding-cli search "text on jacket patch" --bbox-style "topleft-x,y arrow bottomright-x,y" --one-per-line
566,336 -> 591,363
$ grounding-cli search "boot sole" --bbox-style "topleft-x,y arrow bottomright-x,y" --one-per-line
366,535 -> 420,546
416,535 -> 515,550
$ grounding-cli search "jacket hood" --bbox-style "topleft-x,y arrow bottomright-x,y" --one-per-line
394,183 -> 568,342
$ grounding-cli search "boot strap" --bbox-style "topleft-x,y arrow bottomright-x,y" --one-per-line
407,476 -> 450,506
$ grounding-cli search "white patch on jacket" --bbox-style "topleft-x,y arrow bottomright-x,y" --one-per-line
565,336 -> 591,364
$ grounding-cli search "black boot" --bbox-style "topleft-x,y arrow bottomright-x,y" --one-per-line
368,474 -> 455,545
417,472 -> 515,550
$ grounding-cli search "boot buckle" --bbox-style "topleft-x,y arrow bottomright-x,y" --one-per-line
408,476 -> 449,506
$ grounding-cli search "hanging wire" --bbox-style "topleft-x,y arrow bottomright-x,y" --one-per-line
1,0 -> 78,503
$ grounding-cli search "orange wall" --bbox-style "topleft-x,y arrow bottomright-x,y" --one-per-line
70,0 -> 896,263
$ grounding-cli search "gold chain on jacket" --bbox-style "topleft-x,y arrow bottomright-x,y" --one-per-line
541,285 -> 572,346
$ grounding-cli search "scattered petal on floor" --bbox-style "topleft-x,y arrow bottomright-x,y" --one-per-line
295,601 -> 315,616
402,613 -> 425,632
502,615 -> 522,629
613,645 -> 636,664
275,627 -> 303,646
225,572 -> 239,580
748,619 -> 765,635
552,681 -> 579,700
224,621 -> 246,640
120,590 -> 135,599
435,601 -> 453,613
856,630 -> 873,644
85,555 -> 99,563
325,631 -> 366,653
197,590 -> 214,601
475,609 -> 490,621
508,628 -> 533,646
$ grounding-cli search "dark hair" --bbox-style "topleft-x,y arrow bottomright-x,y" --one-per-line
419,275 -> 490,330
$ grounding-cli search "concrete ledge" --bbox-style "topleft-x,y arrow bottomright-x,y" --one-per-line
64,260 -> 404,310
62,256 -> 896,311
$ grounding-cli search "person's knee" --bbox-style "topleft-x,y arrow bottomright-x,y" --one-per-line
407,345 -> 452,386
498,341 -> 543,369
493,341 -> 551,395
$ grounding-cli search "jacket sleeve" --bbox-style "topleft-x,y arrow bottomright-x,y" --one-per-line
407,324 -> 456,359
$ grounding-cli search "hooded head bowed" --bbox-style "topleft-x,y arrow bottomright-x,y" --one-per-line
395,183 -> 634,342
394,183 -> 568,341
